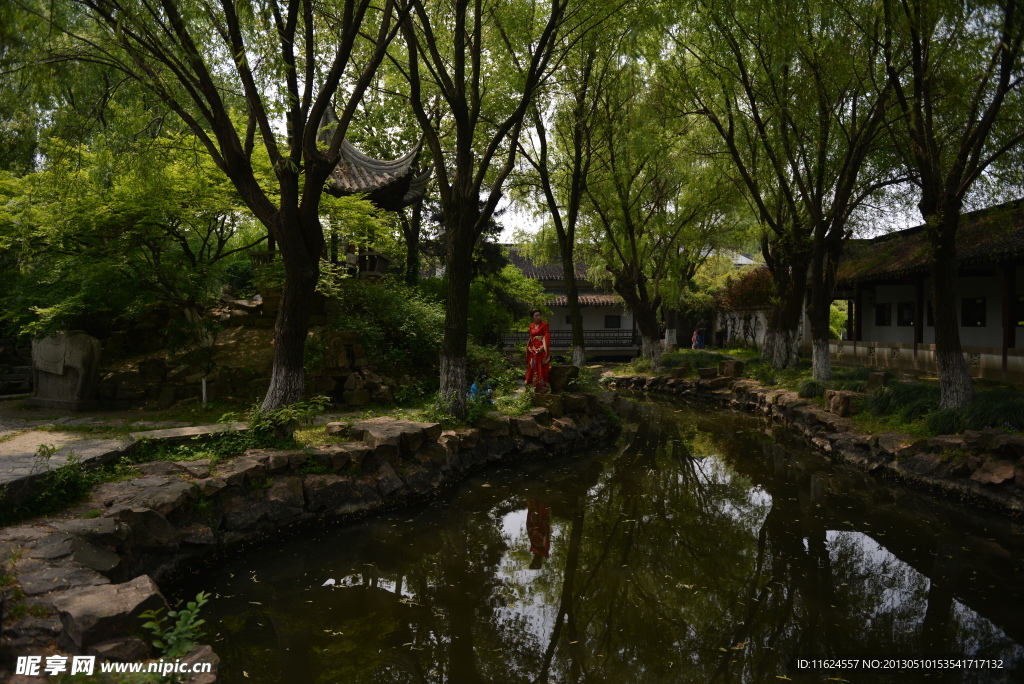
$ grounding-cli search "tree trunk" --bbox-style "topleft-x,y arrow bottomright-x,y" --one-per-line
928,209 -> 975,409
763,243 -> 809,369
561,247 -> 587,367
806,235 -> 842,382
664,308 -> 679,352
261,243 -> 320,411
439,205 -> 478,417
633,302 -> 663,368
401,200 -> 423,286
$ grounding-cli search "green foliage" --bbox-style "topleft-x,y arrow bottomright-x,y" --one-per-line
959,389 -> 1024,431
493,389 -> 535,416
329,278 -> 445,376
925,409 -> 963,436
829,301 -> 849,340
418,263 -> 549,345
299,457 -> 332,475
746,360 -> 778,386
141,592 -> 210,659
246,396 -> 330,440
0,449 -> 99,526
623,357 -> 654,374
1,135 -> 264,338
661,350 -> 729,375
865,382 -> 939,420
797,379 -> 825,398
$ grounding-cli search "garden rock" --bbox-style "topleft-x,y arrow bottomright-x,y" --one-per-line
549,365 -> 579,393
87,636 -> 150,662
717,360 -> 745,377
532,393 -> 564,417
264,477 -> 305,521
514,416 -> 541,438
53,574 -> 167,649
970,459 -> 1016,485
19,565 -> 111,596
302,474 -> 381,515
107,507 -> 180,549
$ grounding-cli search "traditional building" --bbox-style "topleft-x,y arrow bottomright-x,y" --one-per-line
832,199 -> 1024,381
502,248 -> 639,357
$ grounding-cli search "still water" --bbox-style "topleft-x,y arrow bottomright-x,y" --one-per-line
180,398 -> 1024,683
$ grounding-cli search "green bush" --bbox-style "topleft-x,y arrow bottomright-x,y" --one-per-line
797,379 -> 825,398
926,409 -> 963,435
661,350 -> 727,371
960,389 -> 1024,431
330,278 -> 445,375
826,379 -> 867,392
747,361 -> 777,386
865,382 -> 938,417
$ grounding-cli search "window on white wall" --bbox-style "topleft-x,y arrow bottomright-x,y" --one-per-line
605,315 -> 621,329
875,303 -> 892,326
897,302 -> 915,326
961,298 -> 986,327
565,315 -> 571,324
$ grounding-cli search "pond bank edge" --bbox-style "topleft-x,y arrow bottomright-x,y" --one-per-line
601,374 -> 1024,518
0,393 -> 619,682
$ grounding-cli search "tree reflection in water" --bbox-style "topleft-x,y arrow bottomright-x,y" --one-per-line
184,398 -> 1024,684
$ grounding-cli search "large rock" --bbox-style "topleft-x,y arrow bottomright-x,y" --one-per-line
302,474 -> 382,515
532,393 -> 564,418
824,390 -> 858,417
28,332 -> 103,410
106,507 -> 180,549
549,365 -> 579,393
350,417 -> 442,456
19,565 -> 110,596
561,393 -> 590,414
54,575 -> 168,649
264,477 -> 305,521
971,459 -> 1017,485
717,360 -> 745,377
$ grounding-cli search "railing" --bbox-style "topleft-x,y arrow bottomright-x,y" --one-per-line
501,329 -> 639,348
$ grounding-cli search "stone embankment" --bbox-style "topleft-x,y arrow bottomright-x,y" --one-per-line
601,367 -> 1024,517
0,392 -> 616,682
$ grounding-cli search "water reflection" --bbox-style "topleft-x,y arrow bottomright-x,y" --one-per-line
182,399 -> 1024,683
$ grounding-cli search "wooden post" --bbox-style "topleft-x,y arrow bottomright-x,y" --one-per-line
914,277 -> 924,367
1002,263 -> 1015,380
854,289 -> 863,342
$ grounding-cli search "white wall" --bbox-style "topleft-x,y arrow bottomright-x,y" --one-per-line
547,305 -> 634,332
864,276 -> 1009,349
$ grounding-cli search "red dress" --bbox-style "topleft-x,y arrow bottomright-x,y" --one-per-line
525,321 -> 551,391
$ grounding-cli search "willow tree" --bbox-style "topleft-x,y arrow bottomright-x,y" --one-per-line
22,0 -> 407,409
881,0 -> 1024,408
582,67 -> 739,368
666,0 -> 898,375
399,0 -> 592,414
517,14 -> 632,367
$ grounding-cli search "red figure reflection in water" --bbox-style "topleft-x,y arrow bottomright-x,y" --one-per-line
527,498 -> 551,569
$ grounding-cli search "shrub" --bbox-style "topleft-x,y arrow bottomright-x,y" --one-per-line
330,278 -> 445,374
926,409 -> 963,435
624,357 -> 654,374
797,379 -> 825,398
960,389 -> 1024,431
748,361 -> 777,386
865,382 -> 938,417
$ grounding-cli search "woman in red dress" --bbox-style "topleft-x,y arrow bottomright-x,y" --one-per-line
525,308 -> 550,393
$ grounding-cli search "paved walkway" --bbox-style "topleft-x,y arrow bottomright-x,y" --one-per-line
0,406 -> 245,492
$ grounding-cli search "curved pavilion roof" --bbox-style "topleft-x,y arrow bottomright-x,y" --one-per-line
319,110 -> 431,212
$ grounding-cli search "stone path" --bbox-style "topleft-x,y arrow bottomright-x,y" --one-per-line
0,408 -> 247,495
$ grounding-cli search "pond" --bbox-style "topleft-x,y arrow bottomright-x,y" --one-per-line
179,397 -> 1024,683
